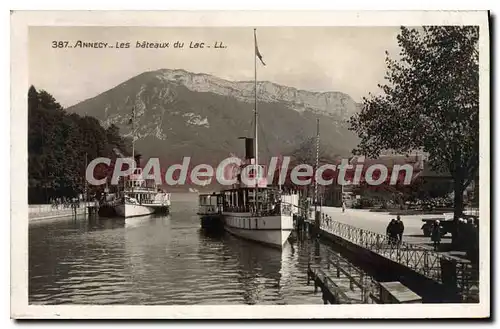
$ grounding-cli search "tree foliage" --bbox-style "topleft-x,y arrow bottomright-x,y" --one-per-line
289,137 -> 343,166
349,26 -> 479,229
28,86 -> 131,203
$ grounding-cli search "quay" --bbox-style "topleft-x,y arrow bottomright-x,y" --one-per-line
30,200 -> 170,221
306,247 -> 374,304
304,233 -> 423,304
298,207 -> 479,303
29,202 -> 93,221
306,260 -> 422,304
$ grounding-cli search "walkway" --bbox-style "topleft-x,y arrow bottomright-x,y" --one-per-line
313,207 -> 479,302
320,207 -> 444,245
28,203 -> 92,221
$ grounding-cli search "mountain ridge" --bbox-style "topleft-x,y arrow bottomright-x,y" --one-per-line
67,68 -> 360,165
151,68 -> 359,119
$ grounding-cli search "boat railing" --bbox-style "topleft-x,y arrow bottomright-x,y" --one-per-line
100,199 -> 121,207
247,202 -> 298,216
220,201 -> 300,216
148,200 -> 168,205
198,205 -> 219,214
225,205 -> 251,213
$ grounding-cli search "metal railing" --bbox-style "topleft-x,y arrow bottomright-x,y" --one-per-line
307,239 -> 381,304
320,216 -> 443,281
29,202 -> 93,213
317,213 -> 479,302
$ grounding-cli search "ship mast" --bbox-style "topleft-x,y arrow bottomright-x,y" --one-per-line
254,28 -> 259,215
131,106 -> 136,196
314,118 -> 320,213
131,106 -> 136,169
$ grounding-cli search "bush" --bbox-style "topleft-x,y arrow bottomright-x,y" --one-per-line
352,198 -> 375,209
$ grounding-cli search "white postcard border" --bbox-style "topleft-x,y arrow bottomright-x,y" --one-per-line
11,10 -> 490,319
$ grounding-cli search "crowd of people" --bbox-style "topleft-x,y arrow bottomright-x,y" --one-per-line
50,197 -> 80,210
405,196 -> 454,210
458,217 -> 479,264
387,215 -> 479,258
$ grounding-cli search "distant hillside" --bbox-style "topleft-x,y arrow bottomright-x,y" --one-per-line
67,68 -> 360,167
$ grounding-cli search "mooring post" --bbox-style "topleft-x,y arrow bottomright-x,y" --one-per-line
440,258 -> 460,302
363,287 -> 370,303
360,272 -> 365,301
307,262 -> 311,285
314,210 -> 321,236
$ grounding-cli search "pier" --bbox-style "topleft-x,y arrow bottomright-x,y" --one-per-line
307,247 -> 375,304
28,202 -> 93,221
304,234 -> 424,304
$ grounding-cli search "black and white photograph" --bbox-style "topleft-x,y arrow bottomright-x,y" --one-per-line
10,10 -> 490,319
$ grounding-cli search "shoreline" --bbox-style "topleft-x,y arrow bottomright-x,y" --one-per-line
28,207 -> 87,222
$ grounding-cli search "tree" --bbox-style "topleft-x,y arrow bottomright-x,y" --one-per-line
278,138 -> 344,205
349,26 -> 479,244
289,137 -> 342,167
28,86 -> 132,203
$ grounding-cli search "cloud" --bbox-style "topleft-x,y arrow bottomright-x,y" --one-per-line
29,26 -> 401,107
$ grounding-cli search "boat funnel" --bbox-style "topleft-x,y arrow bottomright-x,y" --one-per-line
134,154 -> 142,168
244,138 -> 254,160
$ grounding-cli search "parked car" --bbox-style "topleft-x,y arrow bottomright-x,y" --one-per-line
421,213 -> 479,237
421,217 -> 451,237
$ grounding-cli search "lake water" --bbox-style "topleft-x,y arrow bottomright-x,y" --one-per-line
29,195 -> 333,305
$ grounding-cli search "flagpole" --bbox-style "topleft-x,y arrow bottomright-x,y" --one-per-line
314,118 -> 320,214
254,28 -> 259,215
131,106 -> 137,177
132,106 -> 135,167
130,106 -> 136,197
278,156 -> 282,192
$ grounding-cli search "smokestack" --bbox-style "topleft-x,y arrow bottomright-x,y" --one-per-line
245,138 -> 254,160
134,153 -> 142,168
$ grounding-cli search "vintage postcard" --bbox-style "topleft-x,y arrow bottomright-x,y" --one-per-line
11,11 -> 490,319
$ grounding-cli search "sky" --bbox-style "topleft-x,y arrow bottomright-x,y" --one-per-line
29,26 -> 402,107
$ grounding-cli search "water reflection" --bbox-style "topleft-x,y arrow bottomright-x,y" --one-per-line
124,215 -> 164,229
90,217 -> 126,231
29,199 -> 325,305
29,217 -> 129,304
221,234 -> 283,304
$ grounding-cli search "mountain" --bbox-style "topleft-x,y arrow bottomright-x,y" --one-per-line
67,69 -> 360,167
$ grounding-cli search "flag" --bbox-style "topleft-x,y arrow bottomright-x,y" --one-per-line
254,29 -> 266,66
224,153 -> 242,182
128,107 -> 135,124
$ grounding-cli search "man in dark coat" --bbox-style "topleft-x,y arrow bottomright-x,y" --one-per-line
431,220 -> 442,251
395,215 -> 404,244
386,219 -> 397,246
465,218 -> 479,264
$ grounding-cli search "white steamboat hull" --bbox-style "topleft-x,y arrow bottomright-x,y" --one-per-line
115,204 -> 155,218
222,212 -> 293,248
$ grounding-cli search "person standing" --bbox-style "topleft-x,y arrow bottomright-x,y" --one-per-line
431,220 -> 442,251
395,215 -> 404,244
465,218 -> 479,264
386,219 -> 397,246
71,199 -> 77,217
342,201 -> 346,213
